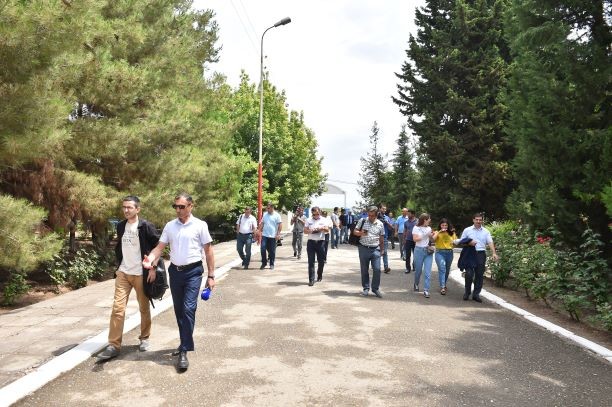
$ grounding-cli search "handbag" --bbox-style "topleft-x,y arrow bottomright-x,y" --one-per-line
348,219 -> 365,246
426,244 -> 436,254
143,260 -> 169,308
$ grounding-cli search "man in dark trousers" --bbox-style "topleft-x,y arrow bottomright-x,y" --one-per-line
143,193 -> 215,370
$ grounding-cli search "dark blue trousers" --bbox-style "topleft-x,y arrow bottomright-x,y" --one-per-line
307,239 -> 326,282
169,264 -> 203,352
260,236 -> 277,266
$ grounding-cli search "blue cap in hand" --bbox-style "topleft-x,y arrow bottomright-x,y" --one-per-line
201,287 -> 212,301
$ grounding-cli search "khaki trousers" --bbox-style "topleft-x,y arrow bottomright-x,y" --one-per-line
108,271 -> 151,350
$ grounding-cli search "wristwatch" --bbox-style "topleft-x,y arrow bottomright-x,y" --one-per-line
207,276 -> 215,280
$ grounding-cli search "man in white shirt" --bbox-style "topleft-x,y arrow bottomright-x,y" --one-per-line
143,193 -> 215,370
98,196 -> 160,361
455,213 -> 498,302
304,206 -> 329,286
235,206 -> 257,269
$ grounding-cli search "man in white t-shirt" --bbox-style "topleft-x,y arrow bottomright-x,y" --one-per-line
98,196 -> 160,361
235,206 -> 257,269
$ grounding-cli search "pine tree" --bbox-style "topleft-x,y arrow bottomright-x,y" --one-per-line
389,124 -> 418,210
358,122 -> 390,206
504,0 -> 611,250
393,0 -> 513,225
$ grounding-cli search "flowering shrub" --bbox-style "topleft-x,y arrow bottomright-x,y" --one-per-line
488,221 -> 611,331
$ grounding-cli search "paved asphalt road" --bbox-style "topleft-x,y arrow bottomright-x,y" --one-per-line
16,242 -> 612,406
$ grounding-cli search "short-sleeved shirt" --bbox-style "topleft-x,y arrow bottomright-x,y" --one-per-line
413,226 -> 432,248
358,218 -> 385,247
322,216 -> 333,235
119,221 -> 142,275
292,215 -> 306,233
305,216 -> 328,241
435,231 -> 457,249
458,225 -> 493,252
262,211 -> 282,238
404,218 -> 417,241
236,214 -> 257,234
330,213 -> 340,228
382,215 -> 394,238
160,215 -> 212,266
396,215 -> 409,233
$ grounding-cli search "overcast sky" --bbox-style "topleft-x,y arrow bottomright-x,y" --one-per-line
196,0 -> 425,208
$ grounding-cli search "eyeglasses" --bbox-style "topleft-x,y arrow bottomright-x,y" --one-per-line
172,204 -> 188,209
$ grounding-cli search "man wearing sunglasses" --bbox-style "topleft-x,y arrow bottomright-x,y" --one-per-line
143,193 -> 215,371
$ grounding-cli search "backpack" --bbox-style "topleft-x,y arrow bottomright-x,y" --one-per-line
143,260 -> 169,308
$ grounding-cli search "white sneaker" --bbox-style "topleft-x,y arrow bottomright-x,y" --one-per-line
139,339 -> 150,351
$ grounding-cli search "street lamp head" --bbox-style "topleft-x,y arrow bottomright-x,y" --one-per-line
274,17 -> 291,27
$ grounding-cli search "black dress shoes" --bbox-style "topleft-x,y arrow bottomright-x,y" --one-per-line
308,280 -> 314,286
316,277 -> 322,282
177,351 -> 189,370
463,293 -> 470,300
472,296 -> 482,303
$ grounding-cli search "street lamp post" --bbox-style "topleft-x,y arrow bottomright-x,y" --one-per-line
258,17 -> 291,224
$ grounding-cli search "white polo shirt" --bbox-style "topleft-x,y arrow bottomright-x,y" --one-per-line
160,215 -> 212,266
305,217 -> 328,241
236,213 -> 257,234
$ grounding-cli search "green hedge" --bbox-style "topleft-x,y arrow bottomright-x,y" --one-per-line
488,221 -> 611,330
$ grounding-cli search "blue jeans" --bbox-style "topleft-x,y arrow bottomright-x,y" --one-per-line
169,263 -> 203,352
382,238 -> 389,269
236,232 -> 253,267
340,226 -> 349,243
331,227 -> 340,248
358,245 -> 381,291
261,236 -> 277,266
307,239 -> 326,282
435,249 -> 453,287
413,246 -> 433,292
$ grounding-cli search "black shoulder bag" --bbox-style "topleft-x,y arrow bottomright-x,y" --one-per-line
143,260 -> 169,308
348,219 -> 365,246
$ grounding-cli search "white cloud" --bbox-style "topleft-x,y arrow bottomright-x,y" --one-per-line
196,0 -> 424,206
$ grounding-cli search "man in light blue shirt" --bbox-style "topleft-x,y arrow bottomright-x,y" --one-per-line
395,208 -> 409,260
454,213 -> 498,302
258,203 -> 282,270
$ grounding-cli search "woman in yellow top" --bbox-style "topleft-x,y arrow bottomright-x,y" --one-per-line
432,218 -> 457,295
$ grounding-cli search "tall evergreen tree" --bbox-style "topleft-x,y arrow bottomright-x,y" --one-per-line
358,122 -> 390,206
394,0 -> 513,225
504,0 -> 611,250
389,124 -> 418,210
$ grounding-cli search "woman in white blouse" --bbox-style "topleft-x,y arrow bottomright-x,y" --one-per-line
412,213 -> 434,298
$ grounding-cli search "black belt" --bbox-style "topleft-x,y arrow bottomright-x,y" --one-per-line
239,232 -> 253,235
171,261 -> 202,272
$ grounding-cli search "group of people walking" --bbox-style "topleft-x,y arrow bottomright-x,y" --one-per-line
355,206 -> 498,301
98,196 -> 498,373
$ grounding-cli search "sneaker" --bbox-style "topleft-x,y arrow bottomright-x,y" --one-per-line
98,345 -> 119,360
372,289 -> 383,298
424,291 -> 430,298
361,289 -> 369,297
384,267 -> 391,274
293,251 -> 297,257
297,255 -> 301,260
270,265 -> 275,270
405,269 -> 411,274
260,263 -> 266,270
139,339 -> 150,352
413,284 -> 419,292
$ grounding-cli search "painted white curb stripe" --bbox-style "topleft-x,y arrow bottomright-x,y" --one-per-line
447,268 -> 612,362
0,257 -> 242,407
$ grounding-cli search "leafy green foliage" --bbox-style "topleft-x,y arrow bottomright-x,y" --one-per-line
2,273 -> 30,306
489,220 -> 611,328
387,125 -> 419,211
394,0 -> 514,224
358,122 -> 391,206
504,0 -> 612,252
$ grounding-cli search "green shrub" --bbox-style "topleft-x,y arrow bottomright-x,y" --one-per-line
2,272 -> 30,306
66,249 -> 103,289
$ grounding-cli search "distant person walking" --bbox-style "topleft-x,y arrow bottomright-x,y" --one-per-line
142,193 -> 215,370
387,211 -> 396,249
304,206 -> 328,286
412,213 -> 434,298
235,206 -> 257,269
330,207 -> 341,249
291,206 -> 306,259
432,218 -> 457,295
321,210 -> 333,262
379,204 -> 393,273
353,206 -> 385,298
403,209 -> 417,273
258,203 -> 282,270
98,196 -> 160,361
395,208 -> 409,260
454,213 -> 498,302
339,209 -> 353,244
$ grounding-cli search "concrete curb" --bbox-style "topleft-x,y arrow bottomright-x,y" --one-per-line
0,257 -> 242,407
447,269 -> 612,364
